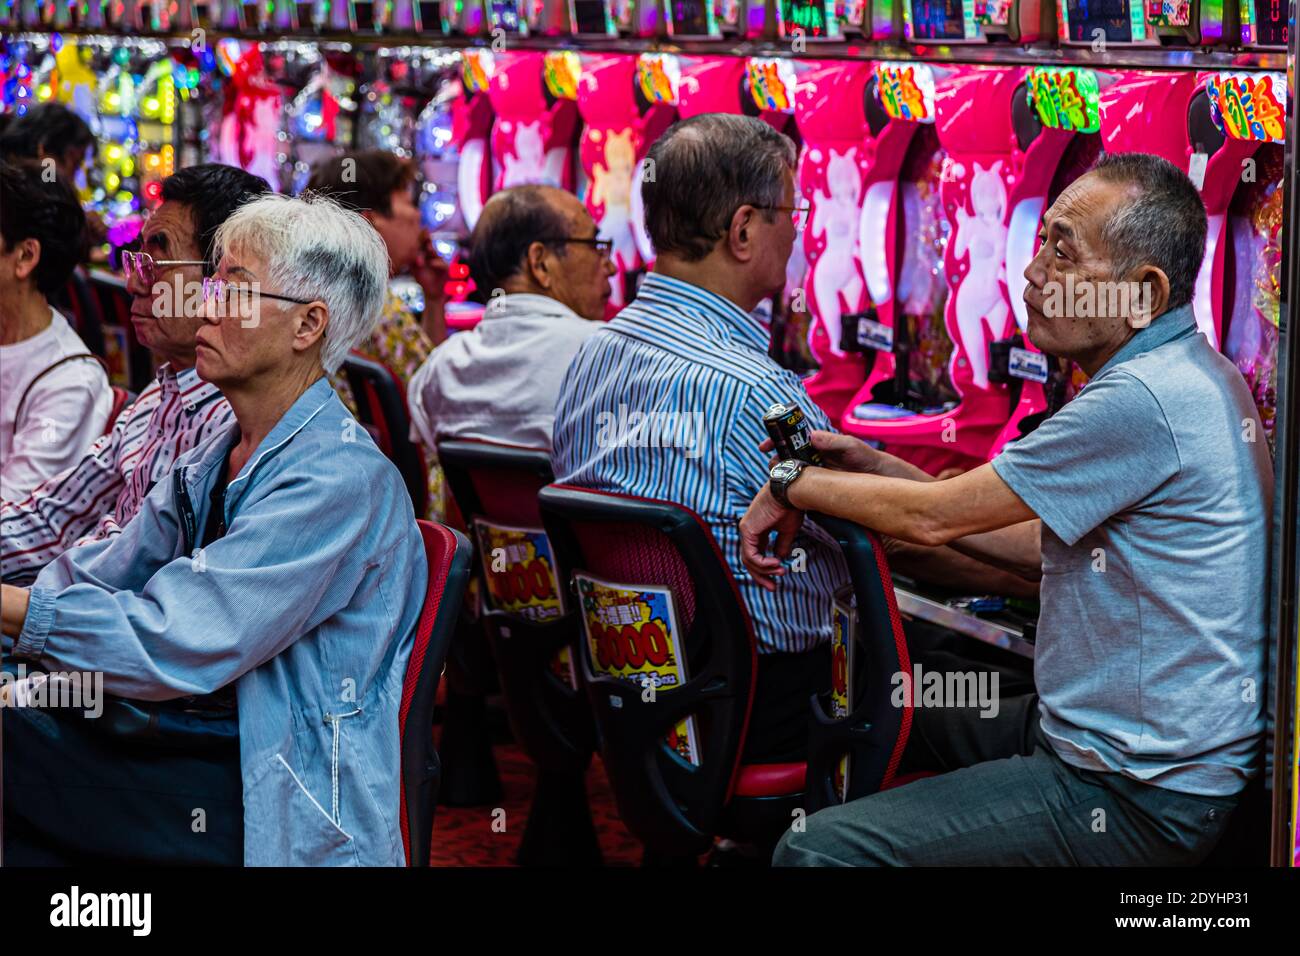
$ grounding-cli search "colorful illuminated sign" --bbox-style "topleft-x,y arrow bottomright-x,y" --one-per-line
1058,0 -> 1148,43
543,50 -> 581,100
973,0 -> 1011,25
666,0 -> 719,35
1206,72 -> 1286,144
905,0 -> 978,39
1145,0 -> 1191,25
780,0 -> 834,36
636,52 -> 680,106
488,0 -> 528,32
747,57 -> 798,113
1242,0 -> 1288,47
462,48 -> 495,95
875,61 -> 937,123
1028,67 -> 1101,133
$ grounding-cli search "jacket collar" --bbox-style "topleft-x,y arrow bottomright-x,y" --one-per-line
182,376 -> 337,506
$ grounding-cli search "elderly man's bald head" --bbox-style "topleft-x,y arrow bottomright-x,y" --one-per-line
468,184 -> 614,321
469,185 -> 583,292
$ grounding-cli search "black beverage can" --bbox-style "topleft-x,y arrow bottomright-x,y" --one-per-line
763,402 -> 822,465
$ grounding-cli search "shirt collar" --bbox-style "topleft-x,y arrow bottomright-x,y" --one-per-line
157,362 -> 222,413
1093,303 -> 1198,380
483,292 -> 584,324
635,273 -> 770,354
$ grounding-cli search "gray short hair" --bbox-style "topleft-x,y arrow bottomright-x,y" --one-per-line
642,113 -> 797,262
1089,152 -> 1207,311
211,193 -> 390,374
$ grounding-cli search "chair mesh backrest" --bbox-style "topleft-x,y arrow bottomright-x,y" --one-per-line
397,520 -> 456,865
469,467 -> 549,527
571,519 -> 698,631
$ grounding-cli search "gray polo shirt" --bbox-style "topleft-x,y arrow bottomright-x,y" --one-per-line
991,304 -> 1272,796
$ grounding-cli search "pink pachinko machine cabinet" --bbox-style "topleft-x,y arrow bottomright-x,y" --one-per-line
575,50 -> 677,306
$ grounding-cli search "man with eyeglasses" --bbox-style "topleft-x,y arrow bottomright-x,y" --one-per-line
408,184 -> 614,451
551,114 -> 838,781
1,163 -> 270,586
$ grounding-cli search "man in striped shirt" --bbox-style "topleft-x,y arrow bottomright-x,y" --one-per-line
552,114 -> 846,763
1,164 -> 270,585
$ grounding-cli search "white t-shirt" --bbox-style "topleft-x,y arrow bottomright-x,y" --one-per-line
1,308 -> 113,500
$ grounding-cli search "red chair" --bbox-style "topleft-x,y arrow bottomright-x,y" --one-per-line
438,439 -> 600,866
800,513 -> 916,812
398,520 -> 473,867
104,387 -> 135,437
539,485 -> 799,860
342,352 -> 429,518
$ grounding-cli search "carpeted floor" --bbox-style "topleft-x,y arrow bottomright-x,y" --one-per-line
428,743 -> 645,867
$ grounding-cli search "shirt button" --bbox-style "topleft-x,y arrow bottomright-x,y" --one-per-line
1206,808 -> 1218,821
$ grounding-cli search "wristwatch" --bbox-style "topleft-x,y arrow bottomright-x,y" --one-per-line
769,459 -> 807,509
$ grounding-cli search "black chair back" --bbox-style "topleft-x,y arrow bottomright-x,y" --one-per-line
802,514 -> 915,814
538,484 -> 757,857
437,439 -> 594,772
342,352 -> 428,517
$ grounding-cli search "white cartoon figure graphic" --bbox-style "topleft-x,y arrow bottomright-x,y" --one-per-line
808,147 -> 865,351
500,121 -> 546,187
951,161 -> 1010,389
591,129 -> 639,306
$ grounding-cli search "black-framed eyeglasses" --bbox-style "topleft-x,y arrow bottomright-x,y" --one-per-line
751,203 -> 811,231
201,277 -> 317,310
122,251 -> 207,286
537,236 -> 615,257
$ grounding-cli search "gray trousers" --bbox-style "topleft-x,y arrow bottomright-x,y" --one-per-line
775,691 -> 1240,866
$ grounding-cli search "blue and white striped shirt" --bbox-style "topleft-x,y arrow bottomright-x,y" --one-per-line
552,273 -> 848,654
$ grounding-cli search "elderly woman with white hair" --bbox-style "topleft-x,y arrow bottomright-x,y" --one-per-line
1,194 -> 427,867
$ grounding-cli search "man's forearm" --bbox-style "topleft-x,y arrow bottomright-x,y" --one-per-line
786,462 -> 1037,547
870,450 -> 939,484
884,537 -> 1041,597
786,468 -> 952,545
946,521 -> 1043,581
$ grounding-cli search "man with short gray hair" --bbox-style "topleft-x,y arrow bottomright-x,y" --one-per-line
552,113 -> 848,765
745,152 -> 1271,866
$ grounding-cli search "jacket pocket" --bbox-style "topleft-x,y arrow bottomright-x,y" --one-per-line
243,752 -> 357,866
275,753 -> 355,843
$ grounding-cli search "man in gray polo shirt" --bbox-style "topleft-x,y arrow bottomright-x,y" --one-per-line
738,152 -> 1272,865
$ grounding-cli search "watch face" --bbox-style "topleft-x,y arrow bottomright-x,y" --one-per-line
772,460 -> 799,481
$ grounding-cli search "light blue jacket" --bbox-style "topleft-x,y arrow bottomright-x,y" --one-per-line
14,377 -> 427,866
